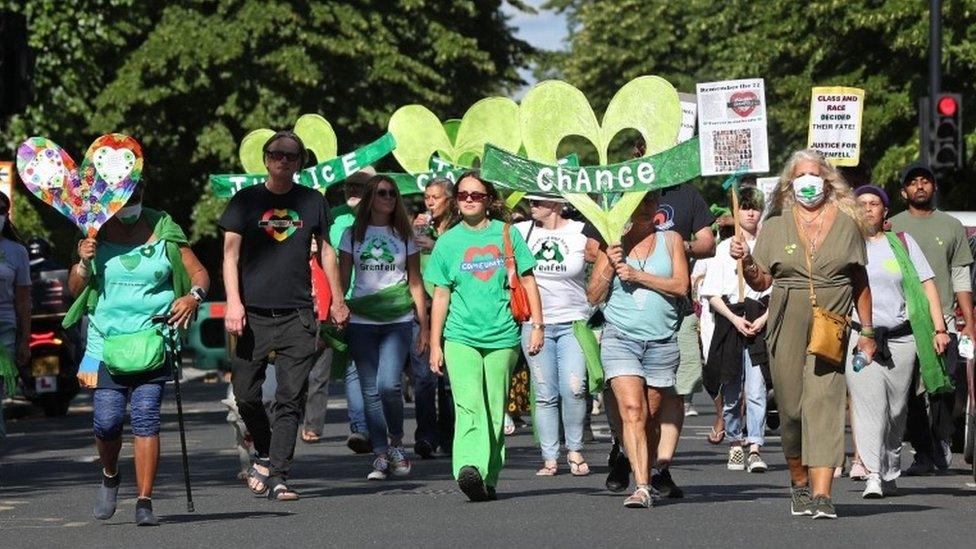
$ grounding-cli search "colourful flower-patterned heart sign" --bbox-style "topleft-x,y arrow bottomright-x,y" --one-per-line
15,137 -> 79,222
76,133 -> 144,236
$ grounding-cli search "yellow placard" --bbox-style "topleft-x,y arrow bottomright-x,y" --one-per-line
807,86 -> 865,167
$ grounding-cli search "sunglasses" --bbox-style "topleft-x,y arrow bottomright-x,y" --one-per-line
457,190 -> 489,203
375,188 -> 398,199
265,150 -> 301,162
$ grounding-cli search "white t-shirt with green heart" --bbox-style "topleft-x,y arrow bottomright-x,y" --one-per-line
340,225 -> 418,324
516,220 -> 591,324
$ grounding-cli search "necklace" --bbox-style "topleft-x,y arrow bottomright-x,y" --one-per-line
794,203 -> 826,227
626,232 -> 656,272
793,206 -> 827,255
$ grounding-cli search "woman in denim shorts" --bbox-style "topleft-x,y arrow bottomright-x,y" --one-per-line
587,191 -> 688,508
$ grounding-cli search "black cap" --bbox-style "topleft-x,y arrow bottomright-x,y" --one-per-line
899,162 -> 936,187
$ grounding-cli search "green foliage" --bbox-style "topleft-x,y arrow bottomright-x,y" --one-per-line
2,0 -> 532,262
548,0 -> 976,209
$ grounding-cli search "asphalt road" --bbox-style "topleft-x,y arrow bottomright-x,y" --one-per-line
1,380 -> 974,548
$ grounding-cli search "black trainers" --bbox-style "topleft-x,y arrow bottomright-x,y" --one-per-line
790,484 -> 814,516
135,498 -> 159,526
457,466 -> 490,502
605,441 -> 631,493
810,495 -> 837,519
651,468 -> 683,499
414,440 -> 435,459
486,485 -> 497,501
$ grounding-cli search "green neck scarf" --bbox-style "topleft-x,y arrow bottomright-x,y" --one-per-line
885,232 -> 953,394
63,208 -> 191,329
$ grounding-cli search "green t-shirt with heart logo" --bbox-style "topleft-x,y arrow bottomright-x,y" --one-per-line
425,220 -> 536,349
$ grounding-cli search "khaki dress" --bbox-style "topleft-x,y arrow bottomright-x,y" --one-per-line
753,208 -> 866,467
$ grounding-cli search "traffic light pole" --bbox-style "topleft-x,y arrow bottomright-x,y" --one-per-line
929,0 -> 941,108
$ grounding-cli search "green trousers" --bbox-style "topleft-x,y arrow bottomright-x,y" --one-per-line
444,341 -> 519,487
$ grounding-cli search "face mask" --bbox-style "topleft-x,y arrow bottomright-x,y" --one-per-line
792,174 -> 825,207
117,204 -> 142,224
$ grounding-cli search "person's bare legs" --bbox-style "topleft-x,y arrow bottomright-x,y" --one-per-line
644,387 -> 664,475
710,393 -> 725,442
787,456 -> 808,487
134,436 -> 160,499
810,466 -> 834,497
613,377 -> 649,485
656,392 -> 684,469
96,438 -> 123,476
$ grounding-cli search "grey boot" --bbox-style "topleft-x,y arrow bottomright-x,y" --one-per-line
92,470 -> 120,520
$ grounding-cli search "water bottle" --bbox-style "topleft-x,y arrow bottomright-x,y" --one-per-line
852,350 -> 869,373
959,335 -> 974,359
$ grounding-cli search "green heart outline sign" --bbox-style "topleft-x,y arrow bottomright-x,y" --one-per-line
388,97 -> 521,174
239,114 -> 339,174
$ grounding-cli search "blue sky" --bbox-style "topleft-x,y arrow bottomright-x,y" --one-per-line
502,1 -> 568,96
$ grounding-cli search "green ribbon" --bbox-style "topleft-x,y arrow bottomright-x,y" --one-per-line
480,138 -> 700,195
886,232 -> 953,394
209,132 -> 397,198
346,282 -> 415,322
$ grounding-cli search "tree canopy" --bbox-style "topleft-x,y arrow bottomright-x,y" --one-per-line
2,0 -> 532,256
546,0 -> 976,208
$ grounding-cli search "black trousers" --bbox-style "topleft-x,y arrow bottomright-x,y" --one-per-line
906,333 -> 960,460
232,308 -> 318,479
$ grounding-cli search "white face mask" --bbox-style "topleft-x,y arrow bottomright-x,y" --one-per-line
792,174 -> 826,207
117,204 -> 142,224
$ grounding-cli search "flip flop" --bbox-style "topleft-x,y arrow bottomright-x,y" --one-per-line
707,427 -> 725,445
535,463 -> 558,476
568,459 -> 591,477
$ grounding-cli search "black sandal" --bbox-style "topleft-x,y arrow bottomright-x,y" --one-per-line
247,458 -> 271,495
267,477 -> 299,501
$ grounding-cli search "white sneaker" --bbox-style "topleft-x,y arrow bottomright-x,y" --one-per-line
862,473 -> 883,499
367,456 -> 390,480
727,446 -> 745,471
388,446 -> 412,477
684,402 -> 699,417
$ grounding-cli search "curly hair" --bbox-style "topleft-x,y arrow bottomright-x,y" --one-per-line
769,149 -> 867,235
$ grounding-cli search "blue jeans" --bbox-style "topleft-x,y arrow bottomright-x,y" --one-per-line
345,360 -> 367,434
347,321 -> 412,454
522,322 -> 588,461
409,320 -> 439,446
93,383 -> 165,440
721,348 -> 767,446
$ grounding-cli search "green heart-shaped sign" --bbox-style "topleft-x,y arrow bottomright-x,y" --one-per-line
519,76 -> 683,244
239,114 -> 339,173
388,97 -> 520,173
119,253 -> 142,272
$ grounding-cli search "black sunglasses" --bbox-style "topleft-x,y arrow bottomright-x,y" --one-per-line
375,188 -> 398,199
265,150 -> 301,162
457,190 -> 489,203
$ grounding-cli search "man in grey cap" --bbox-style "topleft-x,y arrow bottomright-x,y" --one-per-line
889,162 -> 974,475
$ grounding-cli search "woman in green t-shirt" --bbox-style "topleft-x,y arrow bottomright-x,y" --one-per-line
425,172 -> 544,502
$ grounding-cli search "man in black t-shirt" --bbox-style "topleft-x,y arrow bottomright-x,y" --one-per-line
220,130 -> 349,500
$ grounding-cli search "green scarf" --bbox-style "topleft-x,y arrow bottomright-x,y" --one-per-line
0,337 -> 15,397
885,232 -> 954,394
345,282 -> 414,322
63,208 -> 191,329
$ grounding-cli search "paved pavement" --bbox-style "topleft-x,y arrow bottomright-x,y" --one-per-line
1,380 -> 974,548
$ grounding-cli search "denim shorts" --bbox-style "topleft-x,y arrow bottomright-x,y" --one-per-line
600,323 -> 680,388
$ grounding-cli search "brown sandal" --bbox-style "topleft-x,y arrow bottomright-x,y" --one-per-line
535,462 -> 558,476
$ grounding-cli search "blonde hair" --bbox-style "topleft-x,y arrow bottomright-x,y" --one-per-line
769,149 -> 867,235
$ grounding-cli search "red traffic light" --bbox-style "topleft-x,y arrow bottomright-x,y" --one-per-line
937,95 -> 958,117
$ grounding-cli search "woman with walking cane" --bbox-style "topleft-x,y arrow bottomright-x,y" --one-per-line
68,181 -> 209,526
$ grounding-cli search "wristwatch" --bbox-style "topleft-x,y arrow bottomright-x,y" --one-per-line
189,286 -> 207,303
531,322 -> 545,331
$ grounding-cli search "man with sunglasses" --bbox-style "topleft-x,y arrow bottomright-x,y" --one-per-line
220,130 -> 349,500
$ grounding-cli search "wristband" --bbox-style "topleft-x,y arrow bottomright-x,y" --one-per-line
860,328 -> 876,338
934,329 -> 948,335
189,286 -> 207,303
531,322 -> 545,330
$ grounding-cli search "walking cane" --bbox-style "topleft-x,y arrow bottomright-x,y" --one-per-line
153,315 -> 195,512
